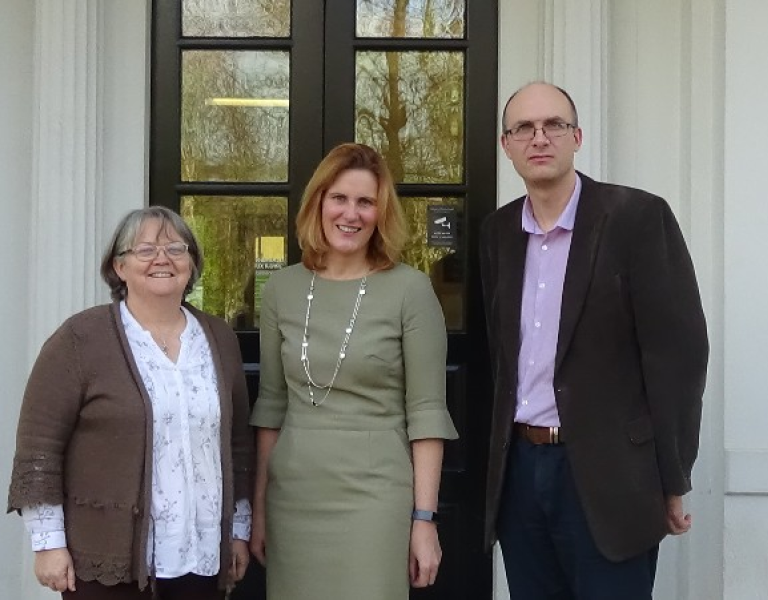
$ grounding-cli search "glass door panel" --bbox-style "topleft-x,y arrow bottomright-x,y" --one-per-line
183,0 -> 291,37
181,50 -> 290,182
356,0 -> 465,38
355,50 -> 464,183
181,195 -> 288,329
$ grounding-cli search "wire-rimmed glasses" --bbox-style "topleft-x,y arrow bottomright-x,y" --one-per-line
504,120 -> 576,141
120,242 -> 189,261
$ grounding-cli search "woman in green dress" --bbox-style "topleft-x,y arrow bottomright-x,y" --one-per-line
249,143 -> 458,599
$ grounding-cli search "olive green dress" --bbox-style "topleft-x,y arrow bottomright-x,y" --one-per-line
250,263 -> 458,600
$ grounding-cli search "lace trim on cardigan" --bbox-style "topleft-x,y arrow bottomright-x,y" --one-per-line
70,550 -> 134,587
7,454 -> 63,511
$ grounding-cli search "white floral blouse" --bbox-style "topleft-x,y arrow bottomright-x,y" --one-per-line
22,302 -> 251,578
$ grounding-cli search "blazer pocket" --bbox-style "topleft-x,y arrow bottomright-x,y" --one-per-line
626,415 -> 655,445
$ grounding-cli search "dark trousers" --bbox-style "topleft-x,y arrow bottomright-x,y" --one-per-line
497,439 -> 659,600
62,574 -> 224,600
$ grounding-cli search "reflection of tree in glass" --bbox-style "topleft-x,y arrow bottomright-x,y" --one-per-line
182,0 -> 290,37
182,50 -> 289,182
356,6 -> 464,185
182,196 -> 287,328
357,50 -> 464,184
357,0 -> 465,38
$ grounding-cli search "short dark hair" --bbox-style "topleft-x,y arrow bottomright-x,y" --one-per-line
100,206 -> 203,301
501,82 -> 579,133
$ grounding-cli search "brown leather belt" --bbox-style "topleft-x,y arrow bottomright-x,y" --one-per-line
513,422 -> 564,445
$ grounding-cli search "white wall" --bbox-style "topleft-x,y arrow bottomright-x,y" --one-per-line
723,0 -> 768,597
102,0 -> 151,242
0,1 -> 35,597
0,1 -> 149,598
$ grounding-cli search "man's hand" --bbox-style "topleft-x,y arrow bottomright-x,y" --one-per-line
409,521 -> 442,588
230,539 -> 250,582
666,495 -> 692,535
34,548 -> 76,592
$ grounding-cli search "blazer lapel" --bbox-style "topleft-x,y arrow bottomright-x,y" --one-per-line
555,177 -> 607,372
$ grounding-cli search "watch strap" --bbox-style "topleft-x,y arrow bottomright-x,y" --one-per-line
412,509 -> 439,523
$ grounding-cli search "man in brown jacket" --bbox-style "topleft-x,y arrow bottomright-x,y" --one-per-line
480,82 -> 708,599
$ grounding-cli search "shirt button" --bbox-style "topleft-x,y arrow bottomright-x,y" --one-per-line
529,360 -> 535,366
522,400 -> 528,406
542,244 -> 548,251
534,321 -> 541,328
538,282 -> 545,289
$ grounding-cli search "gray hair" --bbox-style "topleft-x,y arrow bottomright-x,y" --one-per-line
100,207 -> 203,301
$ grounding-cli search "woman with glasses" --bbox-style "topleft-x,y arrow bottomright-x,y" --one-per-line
249,143 -> 458,599
8,207 -> 253,599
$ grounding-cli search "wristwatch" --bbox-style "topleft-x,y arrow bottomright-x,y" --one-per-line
412,509 -> 439,524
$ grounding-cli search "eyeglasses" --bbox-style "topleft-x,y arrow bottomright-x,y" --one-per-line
504,121 -> 576,141
120,242 -> 189,261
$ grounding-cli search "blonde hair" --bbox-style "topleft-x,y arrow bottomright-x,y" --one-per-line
296,143 -> 407,272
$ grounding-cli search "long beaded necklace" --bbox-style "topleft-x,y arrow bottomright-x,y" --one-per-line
301,271 -> 367,407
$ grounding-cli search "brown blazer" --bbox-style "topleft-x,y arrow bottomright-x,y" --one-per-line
479,173 -> 708,561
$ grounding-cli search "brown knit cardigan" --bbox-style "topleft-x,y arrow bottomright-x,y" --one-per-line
7,302 -> 254,590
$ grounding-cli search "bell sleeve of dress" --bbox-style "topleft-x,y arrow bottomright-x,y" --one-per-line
7,322 -> 84,512
250,277 -> 289,428
401,270 -> 458,442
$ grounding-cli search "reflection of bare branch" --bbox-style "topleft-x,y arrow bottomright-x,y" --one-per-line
375,0 -> 409,181
424,0 -> 435,37
356,50 -> 464,184
182,50 -> 289,182
183,0 -> 289,37
357,0 -> 465,38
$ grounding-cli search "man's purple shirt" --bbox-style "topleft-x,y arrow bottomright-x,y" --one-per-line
515,175 -> 582,427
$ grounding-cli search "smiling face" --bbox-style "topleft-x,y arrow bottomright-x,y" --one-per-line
501,83 -> 582,187
113,218 -> 192,305
320,168 -> 380,265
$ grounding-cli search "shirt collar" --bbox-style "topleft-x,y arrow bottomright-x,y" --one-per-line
521,174 -> 582,234
119,300 -> 194,340
119,300 -> 142,335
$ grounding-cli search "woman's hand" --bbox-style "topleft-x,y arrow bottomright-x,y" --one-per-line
34,548 -> 76,592
251,427 -> 279,567
249,509 -> 267,566
409,520 -> 442,587
230,540 -> 250,582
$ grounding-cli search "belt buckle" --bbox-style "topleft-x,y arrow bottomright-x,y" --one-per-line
549,426 -> 560,444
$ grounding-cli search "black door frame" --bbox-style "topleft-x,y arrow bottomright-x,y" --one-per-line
150,1 -> 497,597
